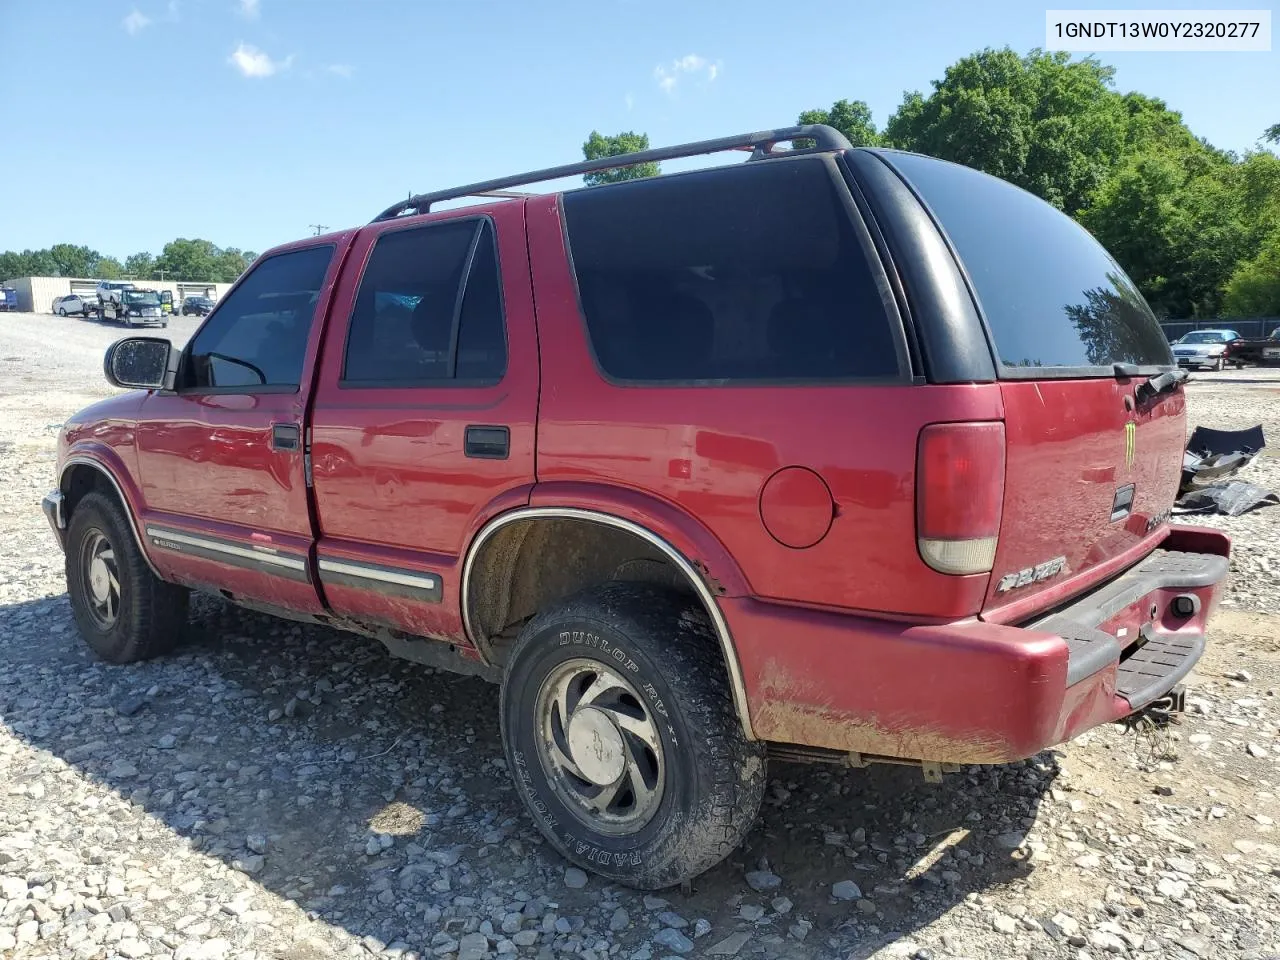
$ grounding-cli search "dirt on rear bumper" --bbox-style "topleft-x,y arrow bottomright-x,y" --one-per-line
726,526 -> 1231,765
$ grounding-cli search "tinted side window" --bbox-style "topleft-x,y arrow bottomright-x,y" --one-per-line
185,246 -> 333,390
562,158 -> 898,383
343,219 -> 507,385
887,152 -> 1172,372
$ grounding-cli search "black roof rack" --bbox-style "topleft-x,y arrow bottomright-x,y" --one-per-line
372,124 -> 852,222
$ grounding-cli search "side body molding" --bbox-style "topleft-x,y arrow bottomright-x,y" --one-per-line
461,506 -> 757,741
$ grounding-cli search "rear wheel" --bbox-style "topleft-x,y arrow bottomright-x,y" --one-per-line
500,581 -> 766,890
66,492 -> 189,663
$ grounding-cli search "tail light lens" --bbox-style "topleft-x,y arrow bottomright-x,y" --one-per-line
916,422 -> 1006,575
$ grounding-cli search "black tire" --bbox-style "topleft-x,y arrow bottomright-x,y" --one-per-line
66,491 -> 189,664
57,307 -> 66,316
500,581 -> 766,889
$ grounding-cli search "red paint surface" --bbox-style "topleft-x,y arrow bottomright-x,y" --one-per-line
56,185 -> 1230,761
985,380 -> 1186,618
758,467 -> 834,549
307,202 -> 539,639
727,526 -> 1228,762
526,195 -> 1000,620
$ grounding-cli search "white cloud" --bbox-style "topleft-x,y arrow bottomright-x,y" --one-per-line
625,92 -> 634,111
653,54 -> 719,95
167,0 -> 180,20
326,63 -> 353,78
228,42 -> 292,78
122,8 -> 151,35
237,0 -> 260,19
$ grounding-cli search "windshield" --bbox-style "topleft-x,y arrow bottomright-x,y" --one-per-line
886,152 -> 1172,374
125,291 -> 160,304
1179,331 -> 1229,344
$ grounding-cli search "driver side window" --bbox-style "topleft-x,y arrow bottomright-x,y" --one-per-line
184,245 -> 334,391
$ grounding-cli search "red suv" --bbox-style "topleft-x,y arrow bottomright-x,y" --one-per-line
41,125 -> 1230,890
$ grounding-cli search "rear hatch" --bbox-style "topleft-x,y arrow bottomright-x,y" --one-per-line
885,153 -> 1185,621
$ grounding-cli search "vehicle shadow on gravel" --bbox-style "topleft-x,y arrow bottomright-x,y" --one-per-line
1,591 -> 1058,959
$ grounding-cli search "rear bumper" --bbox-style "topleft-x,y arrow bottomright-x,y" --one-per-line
725,525 -> 1230,764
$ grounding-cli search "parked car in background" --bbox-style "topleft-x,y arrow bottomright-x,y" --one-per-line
95,281 -> 136,309
180,296 -> 215,316
0,285 -> 17,312
1261,328 -> 1280,364
1211,327 -> 1280,367
40,124 -> 1230,890
1170,329 -> 1241,370
53,294 -> 94,317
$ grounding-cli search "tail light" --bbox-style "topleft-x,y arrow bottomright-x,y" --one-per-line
916,422 -> 1006,575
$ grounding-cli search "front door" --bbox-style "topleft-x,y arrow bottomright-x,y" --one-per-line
135,239 -> 350,614
308,204 -> 539,643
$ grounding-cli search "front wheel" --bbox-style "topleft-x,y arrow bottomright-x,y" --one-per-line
57,307 -> 67,316
500,582 -> 766,890
1213,357 -> 1224,372
66,492 -> 189,663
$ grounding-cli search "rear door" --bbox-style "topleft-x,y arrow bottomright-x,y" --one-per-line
308,202 -> 538,643
880,153 -> 1183,622
135,240 -> 349,614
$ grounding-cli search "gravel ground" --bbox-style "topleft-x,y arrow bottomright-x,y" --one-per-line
2,311 -> 1278,960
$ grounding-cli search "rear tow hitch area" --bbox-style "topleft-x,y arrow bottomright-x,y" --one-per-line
1119,683 -> 1187,733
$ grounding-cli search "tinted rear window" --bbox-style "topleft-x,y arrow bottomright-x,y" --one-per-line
888,153 -> 1172,374
562,157 -> 900,383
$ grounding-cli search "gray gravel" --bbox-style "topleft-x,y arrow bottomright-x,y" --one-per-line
2,313 -> 1279,960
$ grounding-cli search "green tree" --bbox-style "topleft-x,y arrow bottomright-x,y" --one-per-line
2,241 -> 258,283
1,249 -> 58,277
154,238 -> 221,281
884,48 -> 1129,214
48,244 -> 102,278
1081,145 -> 1248,317
1266,123 -> 1280,144
212,247 -> 254,282
798,99 -> 881,147
1224,226 -> 1280,316
0,251 -> 25,280
581,131 -> 660,186
125,252 -> 156,280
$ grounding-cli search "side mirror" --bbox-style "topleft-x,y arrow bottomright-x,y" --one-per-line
104,337 -> 177,391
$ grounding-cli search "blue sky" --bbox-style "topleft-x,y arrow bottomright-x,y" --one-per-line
0,0 -> 1275,259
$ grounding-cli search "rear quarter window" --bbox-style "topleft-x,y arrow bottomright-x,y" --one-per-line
562,157 -> 903,384
886,152 -> 1172,375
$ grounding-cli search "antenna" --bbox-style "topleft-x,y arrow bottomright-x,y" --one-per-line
309,224 -> 328,237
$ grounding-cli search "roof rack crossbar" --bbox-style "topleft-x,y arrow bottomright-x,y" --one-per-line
373,124 -> 852,222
